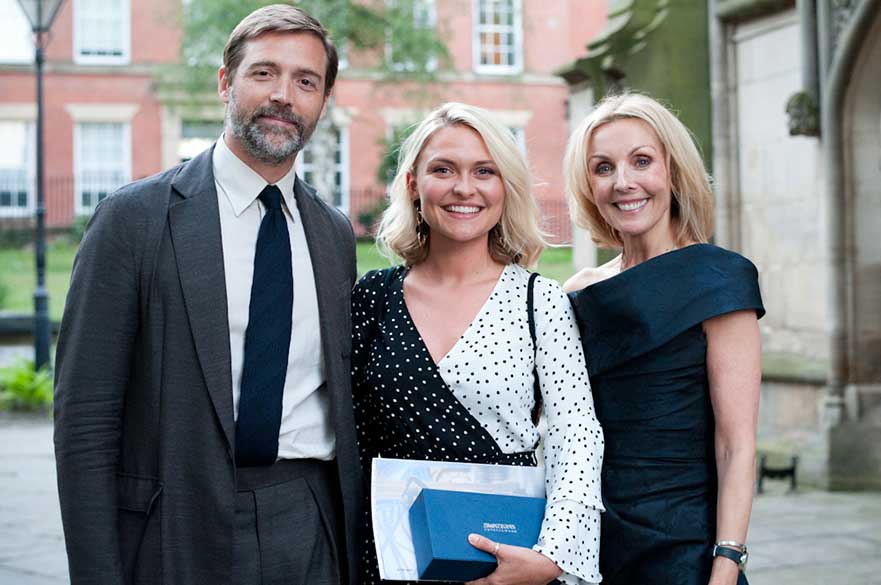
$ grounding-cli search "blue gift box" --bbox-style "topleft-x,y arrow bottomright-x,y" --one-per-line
408,488 -> 546,582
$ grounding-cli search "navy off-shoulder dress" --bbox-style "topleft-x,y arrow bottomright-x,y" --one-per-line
568,244 -> 764,585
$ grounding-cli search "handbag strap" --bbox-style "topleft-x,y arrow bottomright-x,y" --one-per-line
527,272 -> 542,425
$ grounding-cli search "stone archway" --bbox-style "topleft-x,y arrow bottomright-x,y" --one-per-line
828,0 -> 881,489
843,7 -> 881,390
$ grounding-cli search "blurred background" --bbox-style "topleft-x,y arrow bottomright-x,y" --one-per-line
0,0 -> 879,583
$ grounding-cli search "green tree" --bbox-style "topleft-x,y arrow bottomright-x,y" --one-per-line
171,0 -> 448,205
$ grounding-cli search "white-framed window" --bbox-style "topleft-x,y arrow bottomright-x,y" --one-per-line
0,121 -> 34,217
74,0 -> 130,64
0,0 -> 33,63
473,0 -> 522,74
74,122 -> 130,214
296,127 -> 350,214
178,120 -> 223,162
386,0 -> 437,71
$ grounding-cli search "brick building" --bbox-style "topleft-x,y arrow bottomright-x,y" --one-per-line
0,0 -> 606,241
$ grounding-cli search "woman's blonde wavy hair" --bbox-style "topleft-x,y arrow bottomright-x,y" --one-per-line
376,102 -> 545,267
564,92 -> 714,248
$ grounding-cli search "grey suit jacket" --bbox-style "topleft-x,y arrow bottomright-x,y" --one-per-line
54,146 -> 361,585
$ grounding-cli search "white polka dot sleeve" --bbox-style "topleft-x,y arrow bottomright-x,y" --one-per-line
530,276 -> 605,585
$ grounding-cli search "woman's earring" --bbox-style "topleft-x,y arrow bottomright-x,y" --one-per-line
414,200 -> 428,247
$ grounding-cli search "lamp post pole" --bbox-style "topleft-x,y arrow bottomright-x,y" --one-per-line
16,0 -> 65,370
33,1 -> 50,370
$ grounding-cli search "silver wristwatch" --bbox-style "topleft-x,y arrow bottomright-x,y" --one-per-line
712,542 -> 748,571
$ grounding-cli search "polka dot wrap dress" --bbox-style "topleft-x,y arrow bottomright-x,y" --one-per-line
352,264 -> 604,585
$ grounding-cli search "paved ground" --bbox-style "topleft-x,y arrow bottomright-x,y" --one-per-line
1,414 -> 880,585
0,345 -> 31,368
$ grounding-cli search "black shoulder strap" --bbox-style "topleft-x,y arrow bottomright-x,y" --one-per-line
527,272 -> 538,344
527,272 -> 541,425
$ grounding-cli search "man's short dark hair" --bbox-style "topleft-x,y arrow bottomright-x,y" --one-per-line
223,4 -> 339,96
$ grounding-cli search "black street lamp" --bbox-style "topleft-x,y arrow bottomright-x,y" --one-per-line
16,0 -> 65,370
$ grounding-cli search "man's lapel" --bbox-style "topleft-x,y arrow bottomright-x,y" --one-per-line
168,146 -> 235,451
295,179 -> 343,400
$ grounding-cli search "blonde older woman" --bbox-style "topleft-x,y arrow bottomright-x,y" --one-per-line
563,93 -> 764,585
352,102 -> 604,585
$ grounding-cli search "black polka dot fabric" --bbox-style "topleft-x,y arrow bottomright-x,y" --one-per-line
352,264 -> 604,585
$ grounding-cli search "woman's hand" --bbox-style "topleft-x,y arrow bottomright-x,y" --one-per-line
465,533 -> 563,585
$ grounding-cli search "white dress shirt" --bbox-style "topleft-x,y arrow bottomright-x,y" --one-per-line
213,136 -> 335,461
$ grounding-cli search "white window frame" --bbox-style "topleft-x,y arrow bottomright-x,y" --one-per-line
472,0 -> 523,75
295,126 -> 351,215
73,121 -> 131,215
0,0 -> 34,64
177,119 -> 224,162
73,0 -> 131,65
0,120 -> 35,217
386,0 -> 438,72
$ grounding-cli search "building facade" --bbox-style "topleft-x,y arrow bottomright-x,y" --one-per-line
708,0 -> 881,490
0,0 -> 180,228
560,0 -> 881,489
1,0 -> 608,242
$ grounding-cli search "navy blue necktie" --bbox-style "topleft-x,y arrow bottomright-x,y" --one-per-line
235,184 -> 293,467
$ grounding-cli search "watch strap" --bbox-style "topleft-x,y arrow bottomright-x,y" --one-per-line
712,545 -> 746,570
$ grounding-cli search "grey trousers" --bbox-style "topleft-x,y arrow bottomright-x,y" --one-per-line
233,458 -> 343,585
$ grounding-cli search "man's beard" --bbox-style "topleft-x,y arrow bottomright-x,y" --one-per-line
226,89 -> 318,165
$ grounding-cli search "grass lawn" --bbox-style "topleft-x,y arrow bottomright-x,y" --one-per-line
0,241 -> 78,322
0,240 -> 575,322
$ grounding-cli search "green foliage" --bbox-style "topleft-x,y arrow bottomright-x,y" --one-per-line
377,124 -> 416,184
0,359 -> 53,412
357,197 -> 389,237
169,0 -> 447,99
0,279 -> 8,309
381,0 -> 449,81
68,214 -> 91,244
0,227 -> 33,248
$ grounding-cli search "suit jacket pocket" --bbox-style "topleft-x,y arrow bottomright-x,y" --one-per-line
117,473 -> 162,585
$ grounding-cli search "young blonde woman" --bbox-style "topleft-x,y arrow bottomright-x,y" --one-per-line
352,103 -> 604,585
563,93 -> 763,585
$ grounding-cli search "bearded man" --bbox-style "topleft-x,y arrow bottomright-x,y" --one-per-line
53,5 -> 360,585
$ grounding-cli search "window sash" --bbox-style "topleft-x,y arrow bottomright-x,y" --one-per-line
75,122 -> 130,214
0,0 -> 34,63
473,0 -> 522,74
74,0 -> 130,64
0,121 -> 34,215
295,127 -> 350,213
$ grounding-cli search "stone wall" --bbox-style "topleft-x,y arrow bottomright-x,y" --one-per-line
757,379 -> 829,487
731,10 -> 830,367
844,8 -> 881,386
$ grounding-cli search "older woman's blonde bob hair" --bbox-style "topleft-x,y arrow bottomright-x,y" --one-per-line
376,102 -> 545,267
564,92 -> 714,248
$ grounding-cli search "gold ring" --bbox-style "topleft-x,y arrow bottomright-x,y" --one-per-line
493,542 -> 500,556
